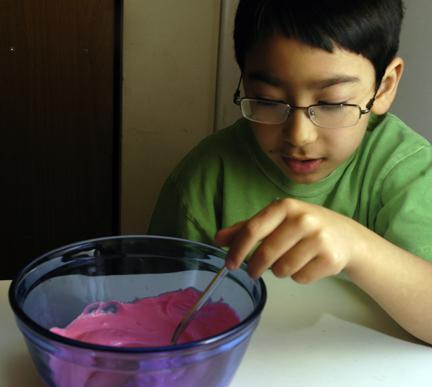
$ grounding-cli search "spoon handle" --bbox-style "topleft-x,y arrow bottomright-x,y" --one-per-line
171,266 -> 229,344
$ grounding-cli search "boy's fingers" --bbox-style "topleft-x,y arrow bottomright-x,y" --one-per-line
224,205 -> 288,269
246,222 -> 307,278
214,221 -> 246,246
269,236 -> 318,278
290,256 -> 336,284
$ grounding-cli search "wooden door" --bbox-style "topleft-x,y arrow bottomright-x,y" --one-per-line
0,0 -> 122,279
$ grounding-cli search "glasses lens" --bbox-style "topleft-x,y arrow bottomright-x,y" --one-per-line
310,105 -> 361,128
240,99 -> 288,124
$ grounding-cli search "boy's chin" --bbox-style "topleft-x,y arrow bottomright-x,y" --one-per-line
279,163 -> 334,184
286,173 -> 326,184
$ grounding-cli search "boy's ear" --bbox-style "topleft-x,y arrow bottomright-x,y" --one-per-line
371,57 -> 404,115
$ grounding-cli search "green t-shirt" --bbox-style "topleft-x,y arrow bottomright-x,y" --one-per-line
148,113 -> 432,261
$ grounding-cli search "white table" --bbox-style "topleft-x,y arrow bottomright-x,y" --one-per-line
1,272 -> 431,387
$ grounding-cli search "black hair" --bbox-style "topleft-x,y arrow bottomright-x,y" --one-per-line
234,0 -> 405,84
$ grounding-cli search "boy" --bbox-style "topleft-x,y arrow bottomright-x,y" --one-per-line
149,0 -> 432,344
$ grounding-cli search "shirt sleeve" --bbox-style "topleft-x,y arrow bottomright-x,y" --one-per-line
147,174 -> 215,244
374,145 -> 432,261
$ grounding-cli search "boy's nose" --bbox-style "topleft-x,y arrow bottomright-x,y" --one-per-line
282,110 -> 318,146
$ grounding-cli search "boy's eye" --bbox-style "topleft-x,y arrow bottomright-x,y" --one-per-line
254,94 -> 284,102
256,99 -> 280,106
317,100 -> 348,105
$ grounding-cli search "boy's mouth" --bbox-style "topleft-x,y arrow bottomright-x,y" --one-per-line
280,156 -> 324,174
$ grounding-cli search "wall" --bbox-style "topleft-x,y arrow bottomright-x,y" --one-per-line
214,0 -> 241,131
121,1 -> 220,233
391,0 -> 432,140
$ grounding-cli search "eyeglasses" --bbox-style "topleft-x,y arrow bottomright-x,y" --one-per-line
234,96 -> 375,129
232,77 -> 377,129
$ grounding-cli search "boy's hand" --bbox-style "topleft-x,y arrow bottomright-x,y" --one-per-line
215,198 -> 369,282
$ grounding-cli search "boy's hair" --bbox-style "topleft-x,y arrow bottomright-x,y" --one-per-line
234,0 -> 405,85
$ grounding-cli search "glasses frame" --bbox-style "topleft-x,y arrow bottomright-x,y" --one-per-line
232,75 -> 378,129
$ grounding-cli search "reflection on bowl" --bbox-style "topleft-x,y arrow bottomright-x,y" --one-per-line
9,235 -> 267,387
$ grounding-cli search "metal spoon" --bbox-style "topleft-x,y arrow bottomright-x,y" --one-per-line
170,266 -> 229,345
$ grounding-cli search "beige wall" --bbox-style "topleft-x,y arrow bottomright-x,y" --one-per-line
121,1 -> 221,233
390,0 -> 432,141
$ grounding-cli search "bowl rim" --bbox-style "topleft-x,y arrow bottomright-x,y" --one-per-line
9,234 -> 267,353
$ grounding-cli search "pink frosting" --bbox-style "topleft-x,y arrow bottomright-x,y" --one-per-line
47,288 -> 244,386
51,287 -> 240,346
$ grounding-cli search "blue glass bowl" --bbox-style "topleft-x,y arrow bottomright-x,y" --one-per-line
9,235 -> 266,387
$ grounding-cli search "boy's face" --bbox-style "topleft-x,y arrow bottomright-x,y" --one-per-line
243,35 -> 377,184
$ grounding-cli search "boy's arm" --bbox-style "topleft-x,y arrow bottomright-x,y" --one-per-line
345,231 -> 432,344
216,199 -> 432,344
215,145 -> 432,344
148,175 -> 215,244
346,145 -> 432,342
